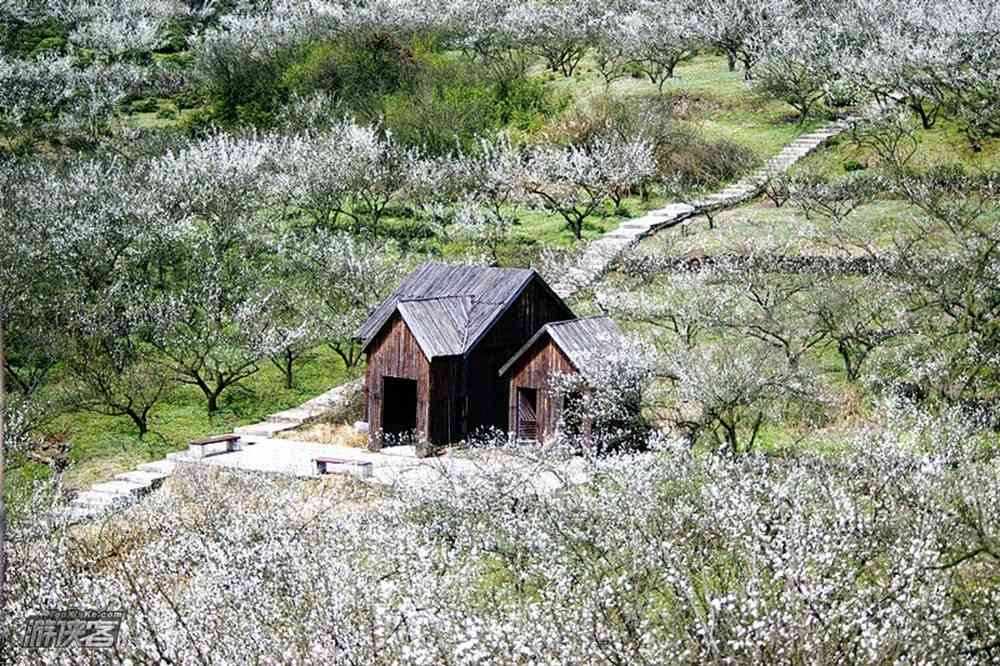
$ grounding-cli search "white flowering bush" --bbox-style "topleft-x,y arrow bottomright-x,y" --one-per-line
3,401 -> 999,664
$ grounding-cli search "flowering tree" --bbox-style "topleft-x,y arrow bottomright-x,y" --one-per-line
694,0 -> 794,79
622,1 -> 697,92
546,335 -> 659,453
275,229 -> 401,369
525,135 -> 655,239
133,133 -> 304,413
277,123 -> 413,237
750,21 -> 836,123
509,0 -> 598,77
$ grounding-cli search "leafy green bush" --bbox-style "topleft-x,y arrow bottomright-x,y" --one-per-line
130,98 -> 159,114
383,57 -> 565,153
1,18 -> 69,57
198,30 -> 562,142
283,33 -> 419,114
30,36 -> 66,56
157,104 -> 179,120
156,18 -> 193,54
197,39 -> 295,127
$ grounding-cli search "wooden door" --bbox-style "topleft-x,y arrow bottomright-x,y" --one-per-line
516,387 -> 538,441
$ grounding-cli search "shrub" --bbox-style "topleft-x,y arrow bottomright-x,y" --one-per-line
1,18 -> 69,57
130,97 -> 159,114
155,18 -> 193,54
551,96 -> 757,188
156,104 -> 178,120
382,58 -> 564,154
282,32 -> 419,116
196,38 -> 295,127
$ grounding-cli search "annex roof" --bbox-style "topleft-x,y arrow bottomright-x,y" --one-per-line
356,262 -> 572,359
498,316 -> 626,379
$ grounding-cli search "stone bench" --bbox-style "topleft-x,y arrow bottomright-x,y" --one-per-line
313,457 -> 373,479
188,434 -> 243,459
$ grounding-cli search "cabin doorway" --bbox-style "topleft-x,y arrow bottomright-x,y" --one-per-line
516,387 -> 538,441
382,376 -> 417,437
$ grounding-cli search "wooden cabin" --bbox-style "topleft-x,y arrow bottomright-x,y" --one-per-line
355,262 -> 574,447
498,316 -> 626,443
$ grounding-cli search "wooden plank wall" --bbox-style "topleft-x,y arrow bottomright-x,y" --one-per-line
428,356 -> 463,444
469,279 -> 573,435
365,277 -> 573,446
365,313 -> 431,445
506,336 -> 575,442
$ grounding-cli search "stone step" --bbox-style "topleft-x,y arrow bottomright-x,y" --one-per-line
266,408 -> 314,423
138,459 -> 177,475
73,490 -> 130,509
115,470 -> 170,489
91,480 -> 149,497
234,421 -> 299,438
166,451 -> 192,462
61,505 -> 100,523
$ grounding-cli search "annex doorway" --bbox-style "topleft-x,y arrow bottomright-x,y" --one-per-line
516,387 -> 538,441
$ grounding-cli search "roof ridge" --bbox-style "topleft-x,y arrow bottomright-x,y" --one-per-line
548,315 -> 610,327
398,294 -> 474,303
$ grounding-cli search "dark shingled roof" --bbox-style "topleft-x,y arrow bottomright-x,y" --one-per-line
356,262 -> 572,359
498,316 -> 626,379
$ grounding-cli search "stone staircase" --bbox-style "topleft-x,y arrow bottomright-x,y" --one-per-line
63,458 -> 177,523
553,120 -> 849,298
62,380 -> 363,524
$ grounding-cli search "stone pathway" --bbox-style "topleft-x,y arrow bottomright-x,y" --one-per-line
163,436 -> 592,493
63,379 -> 364,523
552,120 -> 850,298
63,434 -> 590,523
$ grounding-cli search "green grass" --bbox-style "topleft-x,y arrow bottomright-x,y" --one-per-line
545,53 -> 826,159
792,117 -> 1000,178
634,197 -> 922,258
19,347 -> 358,492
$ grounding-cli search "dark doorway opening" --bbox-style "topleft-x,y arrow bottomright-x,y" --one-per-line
516,387 -> 538,441
382,376 -> 418,436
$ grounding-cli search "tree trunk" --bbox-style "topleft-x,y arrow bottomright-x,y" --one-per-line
727,52 -> 736,72
285,350 -> 294,389
206,391 -> 220,414
0,315 -> 7,612
125,407 -> 149,440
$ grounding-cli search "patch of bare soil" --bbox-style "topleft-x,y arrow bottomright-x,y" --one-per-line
279,421 -> 368,448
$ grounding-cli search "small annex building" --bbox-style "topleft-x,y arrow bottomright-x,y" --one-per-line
355,262 -> 574,447
498,316 -> 627,443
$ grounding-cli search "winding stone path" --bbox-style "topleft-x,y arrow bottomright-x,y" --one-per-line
552,120 -> 850,298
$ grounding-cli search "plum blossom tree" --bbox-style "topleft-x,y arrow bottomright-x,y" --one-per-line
276,122 -> 413,237
525,135 -> 655,239
509,0 -> 598,78
750,20 -> 836,123
665,339 -> 824,454
546,335 -> 659,453
622,1 -> 697,92
694,0 -> 795,79
275,229 -> 401,369
134,133 -> 305,413
443,135 -> 526,263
